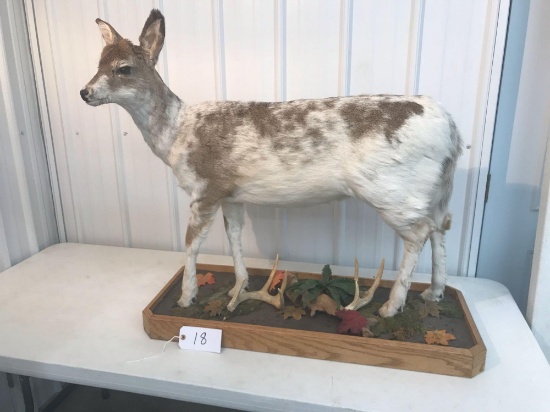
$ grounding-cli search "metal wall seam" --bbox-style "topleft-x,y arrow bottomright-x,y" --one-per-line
98,0 -> 132,248
212,0 -> 227,102
272,0 -> 287,255
406,0 -> 425,96
9,0 -> 52,248
23,0 -> 66,243
155,0 -> 183,252
333,0 -> 354,265
0,4 -> 39,257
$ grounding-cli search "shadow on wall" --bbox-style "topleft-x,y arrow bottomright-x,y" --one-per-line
477,0 -> 537,317
477,179 -> 540,316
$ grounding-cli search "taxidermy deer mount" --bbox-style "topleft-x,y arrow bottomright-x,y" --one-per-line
80,9 -> 462,317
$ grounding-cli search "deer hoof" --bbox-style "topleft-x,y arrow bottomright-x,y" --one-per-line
378,300 -> 400,318
420,287 -> 443,302
177,294 -> 194,308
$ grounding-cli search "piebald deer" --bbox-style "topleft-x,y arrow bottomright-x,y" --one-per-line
80,10 -> 462,317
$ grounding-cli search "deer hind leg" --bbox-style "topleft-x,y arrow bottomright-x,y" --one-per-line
378,219 -> 433,318
421,213 -> 451,301
221,202 -> 249,297
177,200 -> 220,307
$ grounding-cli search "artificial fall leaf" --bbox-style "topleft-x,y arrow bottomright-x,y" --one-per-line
204,299 -> 224,317
281,306 -> 306,320
416,300 -> 441,318
425,329 -> 456,346
335,310 -> 368,335
197,272 -> 215,287
309,294 -> 339,316
269,270 -> 287,293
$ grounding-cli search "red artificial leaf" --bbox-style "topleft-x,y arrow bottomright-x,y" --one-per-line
269,270 -> 287,293
335,310 -> 368,335
197,272 -> 215,287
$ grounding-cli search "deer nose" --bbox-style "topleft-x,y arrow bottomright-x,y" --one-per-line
80,88 -> 89,101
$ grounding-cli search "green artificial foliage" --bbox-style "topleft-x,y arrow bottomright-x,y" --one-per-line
369,301 -> 425,340
286,264 -> 355,308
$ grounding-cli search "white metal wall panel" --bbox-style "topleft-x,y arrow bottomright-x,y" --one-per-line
27,0 -> 506,275
0,0 -> 58,271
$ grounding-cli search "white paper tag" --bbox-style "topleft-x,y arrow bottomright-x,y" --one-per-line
178,326 -> 222,353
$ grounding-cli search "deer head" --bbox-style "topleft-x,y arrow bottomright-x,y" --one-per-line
80,9 -> 165,108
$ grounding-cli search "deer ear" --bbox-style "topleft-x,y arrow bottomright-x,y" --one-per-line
139,9 -> 165,65
95,19 -> 122,45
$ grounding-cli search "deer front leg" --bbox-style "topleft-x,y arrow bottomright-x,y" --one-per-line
221,202 -> 249,297
177,200 -> 220,307
379,221 -> 432,318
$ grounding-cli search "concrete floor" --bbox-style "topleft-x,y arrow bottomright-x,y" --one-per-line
53,385 -> 242,412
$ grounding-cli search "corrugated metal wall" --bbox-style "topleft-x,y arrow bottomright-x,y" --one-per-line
0,0 -> 58,272
1,1 -> 61,409
26,0 -> 505,276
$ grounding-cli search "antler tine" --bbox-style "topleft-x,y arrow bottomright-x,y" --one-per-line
345,258 -> 385,311
346,258 -> 361,310
260,254 -> 280,293
227,255 -> 287,312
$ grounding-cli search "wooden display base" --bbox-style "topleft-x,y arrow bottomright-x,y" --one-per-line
143,264 -> 486,378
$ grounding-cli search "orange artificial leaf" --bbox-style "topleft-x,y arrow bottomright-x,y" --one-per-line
197,272 -> 215,287
269,270 -> 287,293
425,329 -> 456,346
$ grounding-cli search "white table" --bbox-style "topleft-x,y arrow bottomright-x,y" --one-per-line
0,243 -> 549,411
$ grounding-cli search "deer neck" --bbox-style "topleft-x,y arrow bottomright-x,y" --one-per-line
119,73 -> 183,164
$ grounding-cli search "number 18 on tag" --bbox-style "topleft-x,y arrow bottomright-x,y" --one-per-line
178,326 -> 222,353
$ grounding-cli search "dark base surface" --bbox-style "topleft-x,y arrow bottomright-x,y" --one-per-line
153,270 -> 474,348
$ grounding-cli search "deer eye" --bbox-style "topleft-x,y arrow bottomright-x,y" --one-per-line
116,66 -> 132,75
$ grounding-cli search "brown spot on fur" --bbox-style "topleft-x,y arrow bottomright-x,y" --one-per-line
194,105 -> 243,152
340,102 -> 383,140
186,104 -> 243,221
340,99 -> 424,142
247,100 -> 321,152
248,102 -> 282,137
323,97 -> 338,109
305,127 -> 326,148
280,101 -> 317,130
442,214 -> 452,231
379,101 -> 424,141
185,196 -> 220,246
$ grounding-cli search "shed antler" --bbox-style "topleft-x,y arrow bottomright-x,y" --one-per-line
227,255 -> 288,312
345,258 -> 384,311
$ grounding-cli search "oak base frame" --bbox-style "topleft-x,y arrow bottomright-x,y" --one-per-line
143,264 -> 486,378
